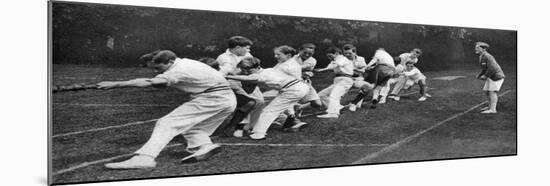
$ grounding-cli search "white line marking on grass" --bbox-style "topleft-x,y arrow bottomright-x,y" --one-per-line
52,119 -> 159,138
52,143 -> 182,176
53,103 -> 172,107
218,142 -> 388,147
53,153 -> 133,175
56,87 -> 495,174
352,89 -> 513,164
53,142 -> 386,176
432,76 -> 467,80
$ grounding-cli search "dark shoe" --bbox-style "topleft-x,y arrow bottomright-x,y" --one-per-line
370,104 -> 377,109
282,116 -> 295,129
370,98 -> 379,109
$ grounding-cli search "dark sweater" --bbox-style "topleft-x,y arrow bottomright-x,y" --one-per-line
478,52 -> 505,81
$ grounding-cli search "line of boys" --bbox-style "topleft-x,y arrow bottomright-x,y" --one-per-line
100,36 -> 506,170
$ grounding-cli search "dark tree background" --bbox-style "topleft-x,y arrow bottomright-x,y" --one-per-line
51,2 -> 516,71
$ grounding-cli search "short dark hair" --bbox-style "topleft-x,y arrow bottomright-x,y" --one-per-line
300,43 -> 316,50
228,36 -> 253,49
326,46 -> 342,54
139,50 -> 161,63
342,44 -> 356,53
198,57 -> 220,70
152,50 -> 177,64
238,57 -> 261,70
274,45 -> 297,56
411,48 -> 423,55
476,42 -> 490,50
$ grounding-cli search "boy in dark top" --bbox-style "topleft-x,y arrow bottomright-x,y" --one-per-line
475,42 -> 505,114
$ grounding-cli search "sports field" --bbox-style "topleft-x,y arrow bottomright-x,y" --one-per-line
50,64 -> 516,184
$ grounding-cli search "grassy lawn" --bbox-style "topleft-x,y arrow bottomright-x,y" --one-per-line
50,64 -> 517,184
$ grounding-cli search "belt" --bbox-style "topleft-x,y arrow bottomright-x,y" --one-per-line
335,74 -> 353,78
202,85 -> 231,94
281,79 -> 300,89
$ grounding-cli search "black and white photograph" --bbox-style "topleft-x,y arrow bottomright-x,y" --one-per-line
47,0 -> 520,185
3,0 -> 549,186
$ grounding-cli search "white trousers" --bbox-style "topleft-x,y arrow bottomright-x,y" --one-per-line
390,77 -> 406,95
300,83 -> 320,103
318,77 -> 353,114
135,90 -> 236,157
390,75 -> 427,95
250,83 -> 309,135
372,82 -> 391,100
239,87 -> 265,125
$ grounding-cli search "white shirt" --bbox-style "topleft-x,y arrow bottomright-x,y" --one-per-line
399,53 -> 419,66
326,55 -> 354,75
395,64 -> 406,74
293,55 -> 317,72
352,56 -> 367,73
273,58 -> 303,80
249,68 -> 297,90
366,49 -> 395,68
155,58 -> 230,94
216,49 -> 253,76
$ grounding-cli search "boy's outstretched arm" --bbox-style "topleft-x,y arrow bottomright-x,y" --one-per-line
97,78 -> 169,89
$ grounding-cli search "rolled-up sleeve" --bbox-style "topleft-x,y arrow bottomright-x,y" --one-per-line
302,58 -> 317,71
325,61 -> 337,70
356,57 -> 367,69
155,72 -> 180,86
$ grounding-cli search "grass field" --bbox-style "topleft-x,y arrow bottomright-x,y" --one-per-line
50,64 -> 517,185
